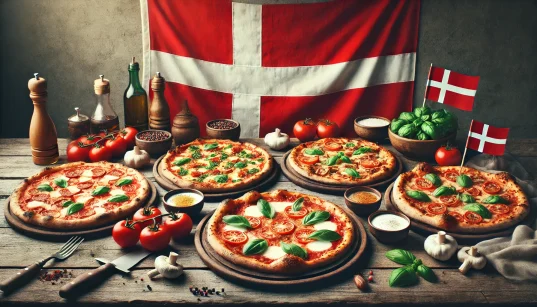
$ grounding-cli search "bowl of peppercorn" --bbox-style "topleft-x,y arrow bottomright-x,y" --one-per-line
135,130 -> 173,158
206,119 -> 241,141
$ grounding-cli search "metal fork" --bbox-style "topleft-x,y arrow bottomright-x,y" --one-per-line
0,236 -> 84,294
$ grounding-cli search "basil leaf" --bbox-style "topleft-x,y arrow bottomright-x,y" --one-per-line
406,190 -> 431,202
385,249 -> 417,265
432,186 -> 457,197
223,215 -> 251,228
424,173 -> 441,187
325,155 -> 339,166
37,184 -> 53,192
188,145 -> 199,151
417,264 -> 437,282
399,112 -> 416,122
353,147 -> 372,155
92,186 -> 110,196
62,200 -> 75,207
243,239 -> 268,256
178,167 -> 188,176
257,199 -> 275,219
203,143 -> 218,150
292,197 -> 304,212
224,144 -> 232,149
191,151 -> 202,159
391,119 -> 408,133
221,153 -> 228,160
232,179 -> 241,183
456,174 -> 473,188
248,168 -> 259,174
54,178 -> 68,188
302,211 -> 330,225
421,121 -> 440,140
458,193 -> 475,203
344,168 -> 360,178
67,202 -> 84,215
173,158 -> 191,166
197,174 -> 209,182
482,195 -> 509,204
389,266 -> 418,287
206,161 -> 219,170
214,174 -> 228,183
339,155 -> 352,164
115,178 -> 133,186
345,143 -> 355,148
307,230 -> 341,242
280,242 -> 308,260
463,203 -> 492,219
238,150 -> 253,158
234,162 -> 247,169
304,148 -> 324,155
108,194 -> 129,203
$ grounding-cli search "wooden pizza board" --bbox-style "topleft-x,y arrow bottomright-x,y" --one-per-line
3,180 -> 158,242
153,155 -> 280,201
384,182 -> 536,243
280,150 -> 403,195
194,207 -> 368,288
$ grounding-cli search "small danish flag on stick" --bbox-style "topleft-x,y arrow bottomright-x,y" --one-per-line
460,120 -> 510,171
423,65 -> 480,111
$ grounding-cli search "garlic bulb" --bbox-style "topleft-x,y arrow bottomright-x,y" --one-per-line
124,146 -> 150,169
147,252 -> 183,279
424,231 -> 458,261
264,128 -> 290,150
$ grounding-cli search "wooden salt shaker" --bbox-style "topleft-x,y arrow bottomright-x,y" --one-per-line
172,100 -> 200,145
28,73 -> 59,165
149,72 -> 171,131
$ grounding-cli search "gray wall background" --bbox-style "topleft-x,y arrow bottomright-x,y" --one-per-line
1,0 -> 536,140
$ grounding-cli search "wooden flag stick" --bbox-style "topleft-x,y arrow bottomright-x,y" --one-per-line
422,63 -> 433,108
459,120 -> 474,174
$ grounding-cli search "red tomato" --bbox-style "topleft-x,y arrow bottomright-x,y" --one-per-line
105,135 -> 128,158
435,145 -> 462,166
133,207 -> 162,229
448,211 -> 463,222
162,213 -> 193,240
67,142 -> 91,162
293,118 -> 317,142
260,227 -> 279,240
317,119 -> 340,139
271,220 -> 295,235
426,203 -> 447,215
464,211 -> 483,224
324,142 -> 343,151
284,206 -> 308,219
222,230 -> 248,245
67,140 -> 78,152
120,127 -> 138,149
78,134 -> 101,146
361,159 -> 381,168
439,195 -> 461,207
140,224 -> 171,252
245,216 -> 261,229
415,178 -> 435,190
294,228 -> 315,244
299,156 -> 319,165
465,187 -> 482,197
89,144 -> 112,162
112,220 -> 142,248
443,170 -> 459,182
483,181 -> 501,194
489,204 -> 510,215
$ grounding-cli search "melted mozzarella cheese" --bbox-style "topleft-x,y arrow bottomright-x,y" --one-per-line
27,201 -> 51,210
94,207 -> 106,215
313,221 -> 337,231
270,202 -> 292,212
67,186 -> 80,194
109,189 -> 126,196
262,246 -> 286,259
55,175 -> 69,182
223,225 -> 247,232
306,241 -> 332,252
49,191 -> 62,198
103,175 -> 119,181
244,206 -> 263,217
78,176 -> 92,183
92,199 -> 107,208
75,195 -> 93,204
82,170 -> 93,177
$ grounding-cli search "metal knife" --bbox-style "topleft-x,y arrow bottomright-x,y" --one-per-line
59,248 -> 151,298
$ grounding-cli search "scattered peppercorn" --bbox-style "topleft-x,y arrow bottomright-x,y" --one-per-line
140,278 -> 144,281
208,120 -> 238,130
137,130 -> 170,141
147,285 -> 152,291
368,270 -> 374,276
368,275 -> 373,282
39,269 -> 71,282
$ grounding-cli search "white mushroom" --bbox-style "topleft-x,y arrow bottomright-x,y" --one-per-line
457,246 -> 486,274
147,252 -> 184,279
424,231 -> 458,261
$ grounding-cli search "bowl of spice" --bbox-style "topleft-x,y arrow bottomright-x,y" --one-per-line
163,189 -> 204,216
135,129 -> 173,158
354,116 -> 390,141
344,186 -> 382,216
206,119 -> 241,141
368,210 -> 411,243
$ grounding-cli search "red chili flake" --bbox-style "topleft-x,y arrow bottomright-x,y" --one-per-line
368,275 -> 373,282
368,270 -> 374,276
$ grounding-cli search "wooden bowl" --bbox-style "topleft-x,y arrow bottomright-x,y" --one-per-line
354,116 -> 390,141
206,119 -> 241,141
368,210 -> 410,244
388,129 -> 456,161
162,189 -> 205,216
135,130 -> 173,158
344,186 -> 382,217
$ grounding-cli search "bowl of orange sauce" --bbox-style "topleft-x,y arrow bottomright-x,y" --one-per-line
163,189 -> 204,216
344,187 -> 382,216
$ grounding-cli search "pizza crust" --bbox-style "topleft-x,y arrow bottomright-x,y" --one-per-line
206,190 -> 355,275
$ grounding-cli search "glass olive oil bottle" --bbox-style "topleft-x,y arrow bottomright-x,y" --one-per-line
123,57 -> 148,131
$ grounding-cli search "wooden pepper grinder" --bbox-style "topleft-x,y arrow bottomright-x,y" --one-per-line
172,100 -> 200,145
28,73 -> 59,165
149,72 -> 171,131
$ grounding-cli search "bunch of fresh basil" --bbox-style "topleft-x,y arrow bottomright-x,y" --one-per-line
390,107 -> 458,140
386,249 -> 437,287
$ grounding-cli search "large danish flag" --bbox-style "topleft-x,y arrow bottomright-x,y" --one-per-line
425,66 -> 480,111
467,120 -> 510,156
141,0 -> 420,137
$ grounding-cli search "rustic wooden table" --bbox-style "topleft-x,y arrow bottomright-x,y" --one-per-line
1,138 -> 537,306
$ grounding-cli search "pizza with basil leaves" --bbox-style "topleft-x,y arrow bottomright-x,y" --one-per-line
288,138 -> 397,185
10,161 -> 150,230
206,190 -> 354,274
393,162 -> 529,233
160,139 -> 273,192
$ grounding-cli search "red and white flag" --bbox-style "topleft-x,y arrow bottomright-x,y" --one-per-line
425,66 -> 480,111
141,0 -> 420,137
466,120 -> 510,156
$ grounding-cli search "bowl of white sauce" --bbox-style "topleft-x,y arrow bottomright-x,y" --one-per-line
354,116 -> 390,141
367,210 -> 411,243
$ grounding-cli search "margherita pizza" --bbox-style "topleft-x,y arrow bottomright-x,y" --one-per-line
393,162 -> 530,233
206,190 -> 354,274
160,139 -> 273,192
289,138 -> 397,185
10,161 -> 150,230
